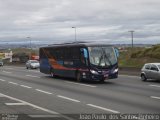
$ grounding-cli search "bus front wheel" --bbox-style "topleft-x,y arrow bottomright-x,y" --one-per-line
99,79 -> 105,83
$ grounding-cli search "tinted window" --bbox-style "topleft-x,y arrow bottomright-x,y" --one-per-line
64,48 -> 71,60
56,48 -> 64,60
145,64 -> 150,70
30,60 -> 39,63
150,65 -> 158,71
158,65 -> 160,70
70,47 -> 80,60
40,48 -> 46,58
49,48 -> 57,59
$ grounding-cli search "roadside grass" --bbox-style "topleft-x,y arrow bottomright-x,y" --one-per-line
119,45 -> 160,68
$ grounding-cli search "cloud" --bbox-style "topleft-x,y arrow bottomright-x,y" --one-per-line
0,0 -> 160,44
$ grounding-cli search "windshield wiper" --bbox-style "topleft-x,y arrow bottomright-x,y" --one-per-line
98,48 -> 112,67
102,48 -> 112,66
98,54 -> 105,66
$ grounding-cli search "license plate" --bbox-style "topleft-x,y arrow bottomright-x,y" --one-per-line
104,74 -> 108,77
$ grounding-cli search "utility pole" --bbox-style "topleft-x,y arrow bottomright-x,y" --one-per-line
128,30 -> 134,48
27,37 -> 32,59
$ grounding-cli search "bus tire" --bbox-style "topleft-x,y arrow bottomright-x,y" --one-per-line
99,79 -> 105,83
50,69 -> 54,78
76,72 -> 81,82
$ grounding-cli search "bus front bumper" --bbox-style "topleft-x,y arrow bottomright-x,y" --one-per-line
81,72 -> 118,81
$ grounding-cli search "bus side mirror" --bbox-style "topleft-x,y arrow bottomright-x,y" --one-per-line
115,48 -> 119,58
80,48 -> 88,58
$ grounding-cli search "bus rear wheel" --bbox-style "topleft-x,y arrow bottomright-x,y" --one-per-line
76,72 -> 81,82
50,69 -> 55,78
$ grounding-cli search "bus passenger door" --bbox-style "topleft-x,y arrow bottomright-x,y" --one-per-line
80,48 -> 88,66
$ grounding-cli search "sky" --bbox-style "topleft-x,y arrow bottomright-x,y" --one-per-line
0,0 -> 160,45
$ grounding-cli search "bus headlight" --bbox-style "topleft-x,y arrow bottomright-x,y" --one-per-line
113,68 -> 118,73
90,70 -> 99,75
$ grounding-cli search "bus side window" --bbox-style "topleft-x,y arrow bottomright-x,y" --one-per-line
80,51 -> 85,64
115,48 -> 119,58
64,48 -> 70,60
80,48 -> 88,66
71,47 -> 80,60
40,48 -> 45,58
56,48 -> 64,60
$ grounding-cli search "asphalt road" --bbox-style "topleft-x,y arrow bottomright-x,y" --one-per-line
0,66 -> 160,120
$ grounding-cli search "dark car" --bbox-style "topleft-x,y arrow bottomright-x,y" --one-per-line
141,63 -> 160,81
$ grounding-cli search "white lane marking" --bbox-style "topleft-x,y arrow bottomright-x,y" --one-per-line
0,93 -> 58,114
5,103 -> 26,106
28,115 -> 60,118
119,75 -> 140,78
57,95 -> 80,103
5,66 -> 40,73
2,71 -> 12,74
20,85 -> 32,89
8,82 -> 18,85
4,66 -> 24,69
35,89 -> 53,95
87,104 -> 120,113
149,84 -> 160,88
66,81 -> 97,88
4,68 -> 13,70
150,96 -> 160,100
0,94 -> 4,97
28,70 -> 40,73
0,79 -> 6,82
26,75 -> 40,78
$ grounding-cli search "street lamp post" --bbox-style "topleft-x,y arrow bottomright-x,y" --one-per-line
128,30 -> 134,48
72,27 -> 77,42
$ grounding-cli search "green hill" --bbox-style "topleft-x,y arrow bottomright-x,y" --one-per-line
131,44 -> 160,59
119,44 -> 160,68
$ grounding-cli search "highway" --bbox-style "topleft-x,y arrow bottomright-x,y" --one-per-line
0,66 -> 160,120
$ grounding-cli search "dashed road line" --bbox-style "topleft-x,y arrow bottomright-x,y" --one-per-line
0,93 -> 58,114
0,94 -> 4,97
150,96 -> 160,100
35,89 -> 53,95
28,115 -> 60,118
5,103 -> 26,106
119,75 -> 140,78
20,85 -> 32,89
0,93 -> 73,120
4,68 -> 13,70
4,66 -> 24,69
57,95 -> 81,103
28,70 -> 40,73
8,82 -> 18,85
149,84 -> 160,88
2,71 -> 12,74
26,75 -> 40,78
0,79 -> 6,82
66,81 -> 97,88
87,104 -> 120,113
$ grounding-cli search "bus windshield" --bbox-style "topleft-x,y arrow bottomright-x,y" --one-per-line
88,47 -> 117,68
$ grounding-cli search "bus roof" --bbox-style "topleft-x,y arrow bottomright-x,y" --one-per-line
41,41 -> 112,48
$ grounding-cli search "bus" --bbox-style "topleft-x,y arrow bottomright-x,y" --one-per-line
39,42 -> 119,82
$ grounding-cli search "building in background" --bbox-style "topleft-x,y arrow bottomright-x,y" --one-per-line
0,51 -> 12,63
